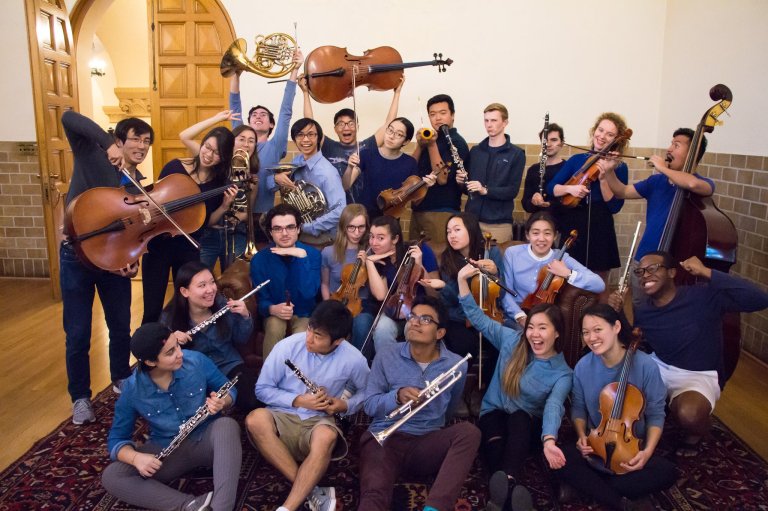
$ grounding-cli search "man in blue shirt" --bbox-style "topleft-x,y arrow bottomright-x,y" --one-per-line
272,118 -> 347,246
246,300 -> 369,511
359,296 -> 480,511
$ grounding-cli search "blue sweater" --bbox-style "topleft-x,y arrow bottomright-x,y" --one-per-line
249,241 -> 321,318
460,294 -> 572,439
365,341 -> 467,436
571,350 -> 666,439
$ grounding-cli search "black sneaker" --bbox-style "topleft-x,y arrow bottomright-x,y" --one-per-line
510,484 -> 534,511
486,470 -> 509,511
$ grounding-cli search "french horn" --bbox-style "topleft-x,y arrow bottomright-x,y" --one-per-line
220,33 -> 297,79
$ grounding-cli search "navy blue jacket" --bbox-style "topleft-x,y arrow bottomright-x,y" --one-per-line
465,135 -> 525,223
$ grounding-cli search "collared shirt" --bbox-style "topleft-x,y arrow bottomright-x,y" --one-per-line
107,350 -> 235,460
256,332 -> 370,420
460,294 -> 572,439
365,341 -> 467,436
282,151 -> 347,237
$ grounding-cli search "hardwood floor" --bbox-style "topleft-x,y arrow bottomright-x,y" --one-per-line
1,277 -> 766,472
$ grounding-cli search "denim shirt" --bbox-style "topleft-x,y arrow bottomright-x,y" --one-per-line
460,294 -> 572,440
255,333 -> 370,419
365,341 -> 467,436
107,350 -> 235,460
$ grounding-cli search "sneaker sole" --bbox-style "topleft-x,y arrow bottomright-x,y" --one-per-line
487,470 -> 508,511
511,484 -> 534,511
72,417 -> 96,425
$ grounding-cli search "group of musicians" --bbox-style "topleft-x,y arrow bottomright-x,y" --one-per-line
58,48 -> 768,511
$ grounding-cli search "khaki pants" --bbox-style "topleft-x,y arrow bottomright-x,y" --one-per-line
263,315 -> 310,358
479,222 -> 513,244
409,211 -> 454,245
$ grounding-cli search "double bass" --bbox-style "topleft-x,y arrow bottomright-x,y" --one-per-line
657,84 -> 740,380
587,329 -> 645,475
521,230 -> 578,310
303,46 -> 452,104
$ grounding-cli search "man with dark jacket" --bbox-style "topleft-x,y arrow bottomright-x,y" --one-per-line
462,103 -> 525,243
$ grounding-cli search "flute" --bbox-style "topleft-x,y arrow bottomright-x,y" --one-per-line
187,279 -> 270,336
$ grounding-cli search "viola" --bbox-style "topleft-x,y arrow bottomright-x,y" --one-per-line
330,249 -> 370,317
64,173 -> 235,271
657,84 -> 740,380
469,233 -> 503,324
377,162 -> 449,218
384,235 -> 427,320
304,46 -> 452,104
560,129 -> 633,208
521,230 -> 578,311
587,329 -> 645,475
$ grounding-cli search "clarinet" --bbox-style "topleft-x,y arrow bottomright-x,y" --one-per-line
186,279 -> 270,336
538,112 -> 550,197
284,359 -> 345,425
439,124 -> 474,198
155,375 -> 239,462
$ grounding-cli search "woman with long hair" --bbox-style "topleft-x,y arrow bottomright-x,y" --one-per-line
141,126 -> 237,325
458,264 -> 572,511
547,112 -> 630,299
161,260 -> 258,411
101,322 -> 241,511
556,304 -> 676,510
321,204 -> 370,301
501,211 -> 604,328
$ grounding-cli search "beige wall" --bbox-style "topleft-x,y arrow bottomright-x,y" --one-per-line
0,1 -> 35,141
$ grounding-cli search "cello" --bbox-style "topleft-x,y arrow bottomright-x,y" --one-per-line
657,84 -> 740,380
560,129 -> 633,208
64,173 -> 237,271
303,46 -> 452,104
587,328 -> 645,475
521,230 -> 578,310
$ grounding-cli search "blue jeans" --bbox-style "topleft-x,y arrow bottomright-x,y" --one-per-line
60,243 -> 132,401
352,312 -> 399,361
198,224 -> 246,271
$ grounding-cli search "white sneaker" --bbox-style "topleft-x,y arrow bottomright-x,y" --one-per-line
185,491 -> 213,511
72,398 -> 95,425
307,486 -> 336,511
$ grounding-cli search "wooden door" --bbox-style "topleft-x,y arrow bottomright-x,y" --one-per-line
25,0 -> 78,299
149,0 -> 236,177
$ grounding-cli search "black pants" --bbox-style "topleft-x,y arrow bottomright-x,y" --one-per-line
444,320 -> 499,387
228,363 -> 262,412
478,409 -> 542,478
141,236 -> 199,324
556,442 -> 677,509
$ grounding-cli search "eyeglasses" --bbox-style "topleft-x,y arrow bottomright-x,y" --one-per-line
406,312 -> 438,326
335,121 -> 356,129
346,224 -> 367,232
295,131 -> 318,140
632,263 -> 666,277
385,126 -> 406,139
202,143 -> 220,156
127,136 -> 152,147
271,224 -> 298,234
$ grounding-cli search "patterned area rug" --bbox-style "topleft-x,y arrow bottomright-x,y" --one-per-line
1,385 -> 767,511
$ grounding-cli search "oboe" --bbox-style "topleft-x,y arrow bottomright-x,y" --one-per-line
439,124 -> 473,198
284,359 -> 343,424
186,279 -> 270,336
155,375 -> 238,462
538,112 -> 550,196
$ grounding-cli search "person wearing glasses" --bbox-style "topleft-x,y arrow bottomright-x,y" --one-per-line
344,116 -> 436,220
609,251 -> 768,453
250,204 -> 321,358
599,128 -> 715,305
358,295 -> 480,511
321,204 -> 369,301
461,103 -> 525,244
246,300 -> 369,511
272,118 -> 346,247
299,75 -> 405,204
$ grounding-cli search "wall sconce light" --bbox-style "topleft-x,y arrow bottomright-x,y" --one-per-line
89,58 -> 106,77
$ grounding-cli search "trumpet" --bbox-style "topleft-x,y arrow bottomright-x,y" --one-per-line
374,353 -> 471,445
417,127 -> 434,142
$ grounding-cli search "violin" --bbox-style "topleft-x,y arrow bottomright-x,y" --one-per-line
384,234 -> 427,320
330,249 -> 370,317
64,173 -> 235,271
587,328 -> 645,475
521,230 -> 578,311
304,46 -> 452,104
377,162 -> 449,218
560,129 -> 633,208
469,233 -> 503,324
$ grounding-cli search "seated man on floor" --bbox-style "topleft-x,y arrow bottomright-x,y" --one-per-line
246,300 -> 370,511
610,251 -> 768,450
358,295 -> 480,511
